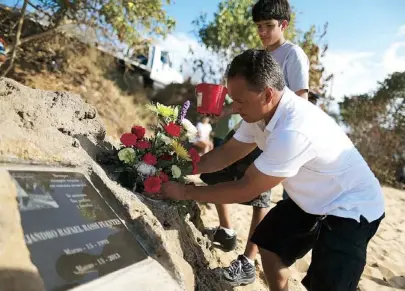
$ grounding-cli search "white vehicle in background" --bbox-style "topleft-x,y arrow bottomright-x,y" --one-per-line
117,45 -> 184,89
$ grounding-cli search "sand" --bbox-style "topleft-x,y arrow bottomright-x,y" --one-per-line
190,176 -> 405,291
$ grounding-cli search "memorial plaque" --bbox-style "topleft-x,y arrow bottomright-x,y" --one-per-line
9,170 -> 148,291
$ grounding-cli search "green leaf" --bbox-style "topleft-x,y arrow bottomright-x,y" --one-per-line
157,159 -> 175,169
33,0 -> 176,49
173,106 -> 179,120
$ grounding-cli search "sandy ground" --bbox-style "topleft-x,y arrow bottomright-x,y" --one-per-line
189,176 -> 405,291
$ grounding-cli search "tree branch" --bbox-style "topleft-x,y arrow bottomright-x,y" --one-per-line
27,0 -> 53,21
19,27 -> 59,45
1,0 -> 29,77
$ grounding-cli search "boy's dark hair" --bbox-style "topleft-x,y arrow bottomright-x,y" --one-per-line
226,49 -> 285,92
252,0 -> 291,23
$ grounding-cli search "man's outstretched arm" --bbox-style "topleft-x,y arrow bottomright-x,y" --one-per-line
196,137 -> 256,174
162,163 -> 284,204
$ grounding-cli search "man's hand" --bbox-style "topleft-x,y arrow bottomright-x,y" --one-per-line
160,181 -> 188,201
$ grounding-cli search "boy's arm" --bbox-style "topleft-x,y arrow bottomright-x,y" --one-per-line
295,89 -> 308,100
286,47 -> 310,100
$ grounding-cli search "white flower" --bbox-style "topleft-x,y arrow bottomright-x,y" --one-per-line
182,118 -> 197,135
171,165 -> 182,179
136,162 -> 156,176
181,118 -> 198,142
158,133 -> 172,145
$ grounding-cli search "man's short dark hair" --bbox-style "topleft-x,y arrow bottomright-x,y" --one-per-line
226,49 -> 285,92
252,0 -> 291,23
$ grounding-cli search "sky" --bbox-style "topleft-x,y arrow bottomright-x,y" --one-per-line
160,0 -> 405,100
2,0 -> 405,101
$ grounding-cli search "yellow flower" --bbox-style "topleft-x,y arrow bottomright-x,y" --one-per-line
171,140 -> 191,161
145,103 -> 158,113
157,103 -> 178,119
146,102 -> 178,119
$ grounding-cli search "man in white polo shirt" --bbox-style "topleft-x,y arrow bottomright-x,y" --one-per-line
158,49 -> 385,291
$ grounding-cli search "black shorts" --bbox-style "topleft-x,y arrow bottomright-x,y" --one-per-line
200,130 -> 271,208
251,198 -> 384,291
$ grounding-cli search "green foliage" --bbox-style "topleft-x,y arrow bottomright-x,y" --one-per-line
339,72 -> 405,186
192,0 -> 329,93
26,0 -> 175,47
193,0 -> 296,56
298,24 -> 330,93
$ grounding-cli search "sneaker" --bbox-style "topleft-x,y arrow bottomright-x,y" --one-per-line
222,255 -> 256,286
206,227 -> 237,251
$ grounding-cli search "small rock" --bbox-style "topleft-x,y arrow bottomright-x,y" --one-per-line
85,108 -> 96,119
72,139 -> 80,148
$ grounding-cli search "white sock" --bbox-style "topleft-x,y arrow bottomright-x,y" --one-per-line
219,226 -> 236,236
243,255 -> 255,266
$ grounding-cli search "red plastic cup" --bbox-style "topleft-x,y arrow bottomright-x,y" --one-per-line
195,83 -> 228,116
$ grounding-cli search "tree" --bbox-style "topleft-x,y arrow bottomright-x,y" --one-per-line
191,0 -> 330,94
1,0 -> 29,76
339,72 -> 405,186
1,0 -> 176,75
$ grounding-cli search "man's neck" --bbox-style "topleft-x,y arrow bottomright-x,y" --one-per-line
266,36 -> 286,52
263,90 -> 284,125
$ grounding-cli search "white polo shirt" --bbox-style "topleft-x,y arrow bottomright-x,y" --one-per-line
234,88 -> 385,222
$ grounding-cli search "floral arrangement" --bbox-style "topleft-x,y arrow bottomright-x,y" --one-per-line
112,101 -> 200,194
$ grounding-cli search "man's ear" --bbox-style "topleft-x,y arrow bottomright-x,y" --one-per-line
262,87 -> 274,105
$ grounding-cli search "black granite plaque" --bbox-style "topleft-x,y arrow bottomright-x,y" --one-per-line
9,170 -> 148,291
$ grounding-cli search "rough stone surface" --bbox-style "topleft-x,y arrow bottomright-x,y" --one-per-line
0,78 -> 226,291
0,170 -> 45,291
0,77 -> 105,166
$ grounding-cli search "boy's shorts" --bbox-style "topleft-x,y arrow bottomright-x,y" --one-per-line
200,129 -> 271,208
251,198 -> 384,290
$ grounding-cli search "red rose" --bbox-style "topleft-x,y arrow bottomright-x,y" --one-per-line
159,171 -> 169,183
188,148 -> 200,163
131,126 -> 146,139
159,153 -> 172,161
188,148 -> 200,175
120,133 -> 137,147
192,161 -> 198,175
136,140 -> 151,149
144,176 -> 161,193
164,122 -> 181,137
192,165 -> 198,175
142,152 -> 157,165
